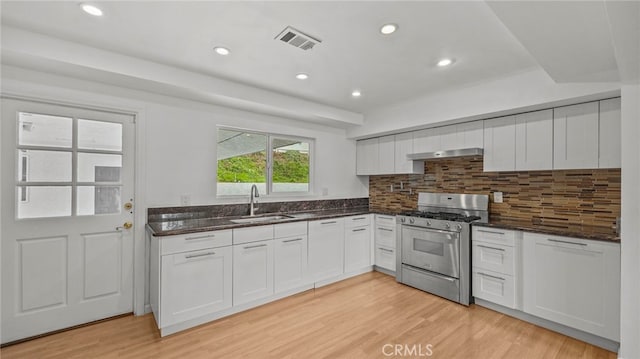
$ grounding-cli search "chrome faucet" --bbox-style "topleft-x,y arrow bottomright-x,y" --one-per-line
249,184 -> 260,216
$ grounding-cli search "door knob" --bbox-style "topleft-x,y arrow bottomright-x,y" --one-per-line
124,202 -> 133,210
116,221 -> 133,230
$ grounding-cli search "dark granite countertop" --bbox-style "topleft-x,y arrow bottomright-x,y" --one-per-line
147,207 -> 373,237
473,218 -> 619,243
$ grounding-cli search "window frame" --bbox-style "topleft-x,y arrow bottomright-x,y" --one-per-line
216,126 -> 314,198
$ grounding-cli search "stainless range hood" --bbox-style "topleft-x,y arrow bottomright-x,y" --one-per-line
406,148 -> 483,160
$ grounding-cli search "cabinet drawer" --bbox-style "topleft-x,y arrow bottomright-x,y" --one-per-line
375,214 -> 396,227
161,230 -> 232,255
274,221 -> 307,239
375,225 -> 396,248
473,269 -> 515,309
375,246 -> 396,272
233,225 -> 274,245
472,241 -> 514,275
344,214 -> 371,228
472,227 -> 516,247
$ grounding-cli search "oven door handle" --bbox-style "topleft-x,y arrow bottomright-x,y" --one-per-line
402,225 -> 461,238
403,265 -> 457,282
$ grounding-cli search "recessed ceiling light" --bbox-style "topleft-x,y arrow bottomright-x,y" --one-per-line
80,3 -> 103,16
437,58 -> 454,67
351,90 -> 362,97
380,24 -> 398,35
296,73 -> 309,80
214,47 -> 230,56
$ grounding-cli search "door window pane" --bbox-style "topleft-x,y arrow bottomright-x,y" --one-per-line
78,119 -> 122,151
18,112 -> 72,148
17,186 -> 72,218
272,138 -> 310,193
217,129 -> 267,196
77,186 -> 121,215
77,153 -> 122,182
18,150 -> 72,182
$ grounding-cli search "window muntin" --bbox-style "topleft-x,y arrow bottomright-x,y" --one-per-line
16,112 -> 124,219
216,128 -> 312,196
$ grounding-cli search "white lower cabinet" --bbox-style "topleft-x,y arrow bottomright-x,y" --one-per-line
150,229 -> 233,330
161,247 -> 233,327
233,239 -> 274,306
374,246 -> 396,271
522,232 -> 620,341
472,227 -> 519,309
344,225 -> 371,273
274,235 -> 308,293
308,218 -> 345,281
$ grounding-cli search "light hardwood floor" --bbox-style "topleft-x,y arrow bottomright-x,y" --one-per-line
1,272 -> 616,359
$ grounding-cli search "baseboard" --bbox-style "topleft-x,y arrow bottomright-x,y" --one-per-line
314,266 -> 373,288
474,298 -> 620,353
373,265 -> 395,277
143,304 -> 152,315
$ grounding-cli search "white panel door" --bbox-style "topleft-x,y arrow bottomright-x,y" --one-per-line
458,121 -> 484,149
233,240 -> 274,305
439,125 -> 460,150
308,219 -> 345,281
413,128 -> 442,153
553,102 -> 599,169
598,98 -> 621,168
274,235 -> 309,293
377,135 -> 395,174
1,99 -> 135,344
344,226 -> 371,273
515,109 -> 553,170
483,116 -> 516,172
355,138 -> 378,175
394,132 -> 422,174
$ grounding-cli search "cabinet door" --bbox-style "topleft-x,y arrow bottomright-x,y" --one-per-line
458,121 -> 484,149
274,235 -> 309,293
553,102 -> 599,169
483,116 -> 516,172
344,226 -> 371,273
522,233 -> 620,341
473,269 -> 515,309
394,132 -> 423,174
160,246 -> 232,327
413,128 -> 441,153
308,219 -> 345,281
599,98 -> 621,168
375,225 -> 395,248
439,125 -> 460,150
378,135 -> 395,174
233,240 -> 274,305
375,246 -> 396,272
356,138 -> 378,175
472,241 -> 515,276
515,109 -> 553,170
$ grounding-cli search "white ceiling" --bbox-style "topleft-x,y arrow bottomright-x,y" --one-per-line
1,1 -> 638,123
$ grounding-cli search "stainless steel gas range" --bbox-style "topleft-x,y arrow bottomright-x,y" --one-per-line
396,193 -> 489,306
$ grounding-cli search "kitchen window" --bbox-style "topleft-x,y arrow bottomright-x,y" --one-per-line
216,128 -> 312,196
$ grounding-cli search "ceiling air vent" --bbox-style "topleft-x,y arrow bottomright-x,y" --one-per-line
275,26 -> 321,51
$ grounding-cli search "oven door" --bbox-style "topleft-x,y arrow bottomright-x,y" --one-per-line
401,225 -> 460,278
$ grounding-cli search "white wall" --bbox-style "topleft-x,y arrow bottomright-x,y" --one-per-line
1,66 -> 369,209
619,84 -> 640,359
349,68 -> 620,138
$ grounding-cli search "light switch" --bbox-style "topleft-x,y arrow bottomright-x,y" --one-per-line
493,192 -> 503,203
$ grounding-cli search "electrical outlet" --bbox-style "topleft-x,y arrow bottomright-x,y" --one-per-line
180,194 -> 191,206
493,192 -> 503,203
322,187 -> 329,196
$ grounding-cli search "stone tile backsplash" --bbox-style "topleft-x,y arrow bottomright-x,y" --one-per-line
369,156 -> 620,229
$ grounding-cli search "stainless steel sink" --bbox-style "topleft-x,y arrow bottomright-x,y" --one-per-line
229,215 -> 293,224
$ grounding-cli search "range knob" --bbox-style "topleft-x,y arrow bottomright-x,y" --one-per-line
444,223 -> 451,229
426,220 -> 432,226
400,217 -> 406,223
409,218 -> 415,224
456,224 -> 463,231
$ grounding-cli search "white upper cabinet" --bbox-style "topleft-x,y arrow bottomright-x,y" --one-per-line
483,116 -> 516,172
377,135 -> 395,174
356,138 -> 378,175
457,121 -> 484,149
439,125 -> 459,150
515,109 -> 553,171
598,98 -> 621,168
553,102 -> 599,170
394,132 -> 424,175
413,127 -> 442,153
